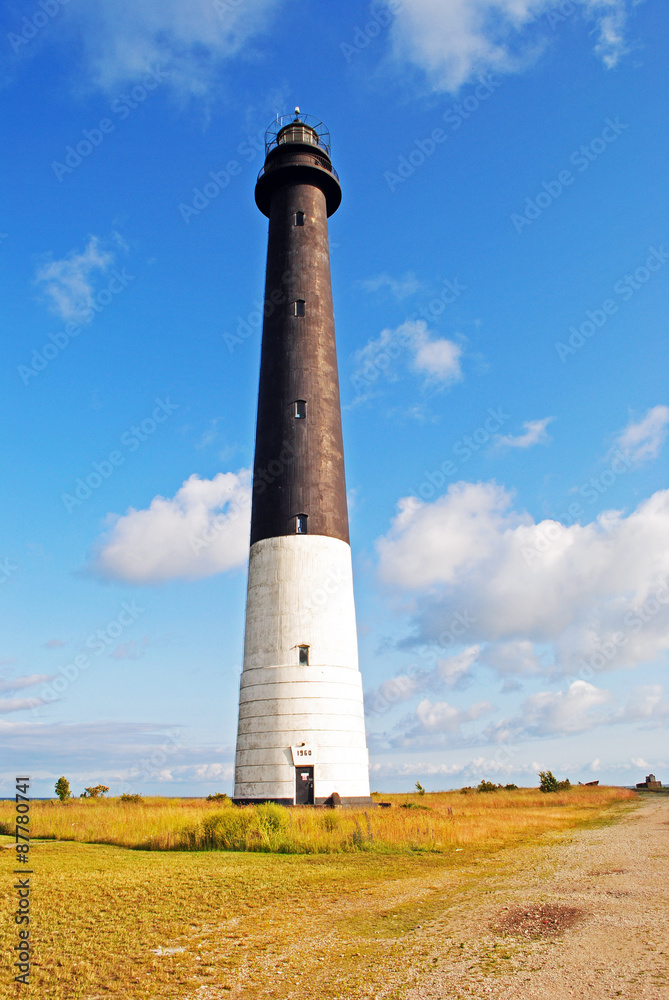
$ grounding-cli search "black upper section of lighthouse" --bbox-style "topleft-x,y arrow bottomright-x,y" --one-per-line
250,112 -> 349,546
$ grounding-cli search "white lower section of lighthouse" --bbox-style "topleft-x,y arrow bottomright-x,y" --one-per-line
234,534 -> 371,804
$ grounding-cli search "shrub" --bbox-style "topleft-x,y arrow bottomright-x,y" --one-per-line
55,777 -> 71,802
477,780 -> 498,793
81,785 -> 109,798
415,781 -> 426,795
206,792 -> 231,803
120,793 -> 142,803
539,771 -> 570,793
504,783 -> 518,791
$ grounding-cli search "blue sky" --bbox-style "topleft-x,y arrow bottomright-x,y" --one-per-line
1,0 -> 667,797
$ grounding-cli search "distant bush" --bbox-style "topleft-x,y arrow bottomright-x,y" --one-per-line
80,785 -> 109,798
415,781 -> 426,795
120,793 -> 142,804
477,780 -> 498,793
460,786 -> 474,794
539,771 -> 571,793
478,781 -> 520,792
400,802 -> 431,811
206,792 -> 231,803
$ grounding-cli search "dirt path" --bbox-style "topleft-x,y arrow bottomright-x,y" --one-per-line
403,796 -> 669,999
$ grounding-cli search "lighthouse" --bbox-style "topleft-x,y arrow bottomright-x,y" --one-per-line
233,110 -> 372,806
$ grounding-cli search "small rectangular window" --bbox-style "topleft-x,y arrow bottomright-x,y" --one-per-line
294,299 -> 305,317
294,212 -> 304,226
293,400 -> 306,419
295,513 -> 307,534
298,644 -> 309,665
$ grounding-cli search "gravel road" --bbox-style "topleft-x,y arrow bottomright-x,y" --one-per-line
405,796 -> 669,999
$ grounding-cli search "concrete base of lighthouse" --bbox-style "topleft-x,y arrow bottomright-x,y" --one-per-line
234,534 -> 372,806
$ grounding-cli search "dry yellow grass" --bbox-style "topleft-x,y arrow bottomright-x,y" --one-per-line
0,786 -> 636,854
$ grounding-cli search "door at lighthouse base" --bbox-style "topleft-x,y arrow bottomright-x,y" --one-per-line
295,767 -> 314,805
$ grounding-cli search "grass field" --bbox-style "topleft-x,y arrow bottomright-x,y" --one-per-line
0,787 -> 638,998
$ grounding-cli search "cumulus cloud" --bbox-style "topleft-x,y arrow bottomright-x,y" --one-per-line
366,644 -> 481,717
351,319 -> 463,398
411,326 -> 463,383
389,0 -> 632,93
374,694 -> 493,748
89,470 -> 251,583
485,680 -> 613,743
34,235 -> 116,324
62,0 -> 282,97
483,640 -> 544,678
617,685 -> 669,726
377,482 -> 669,675
496,417 -> 554,449
414,696 -> 492,734
612,405 -> 669,465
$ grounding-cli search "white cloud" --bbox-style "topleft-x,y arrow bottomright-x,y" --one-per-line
411,327 -> 463,383
0,674 -> 52,694
89,470 -> 251,583
377,482 -> 669,675
484,640 -> 544,677
415,696 -> 491,734
496,416 -> 554,449
359,272 -> 422,300
0,697 -> 43,713
389,0 -> 632,93
34,236 -> 115,323
64,0 -> 282,97
351,320 -> 463,402
436,644 -> 481,687
487,680 -> 613,742
612,405 -> 669,465
618,685 -> 669,726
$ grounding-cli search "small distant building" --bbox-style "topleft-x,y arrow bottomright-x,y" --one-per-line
636,773 -> 662,789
